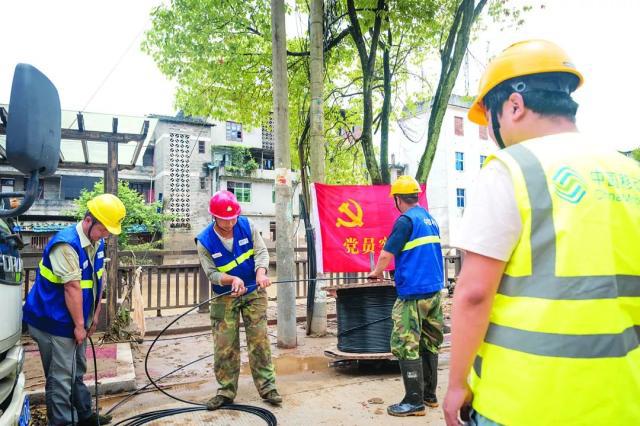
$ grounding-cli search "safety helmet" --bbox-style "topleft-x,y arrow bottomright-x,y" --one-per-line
468,40 -> 584,125
390,175 -> 422,197
87,193 -> 126,235
209,190 -> 241,220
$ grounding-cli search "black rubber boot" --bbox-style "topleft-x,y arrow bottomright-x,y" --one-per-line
423,351 -> 439,407
387,359 -> 426,417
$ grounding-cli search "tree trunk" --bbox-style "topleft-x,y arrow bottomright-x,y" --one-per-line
271,0 -> 296,348
347,0 -> 384,184
415,0 -> 487,182
380,26 -> 392,184
309,0 -> 327,336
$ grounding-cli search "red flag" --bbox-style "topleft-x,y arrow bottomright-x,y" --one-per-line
311,183 -> 428,273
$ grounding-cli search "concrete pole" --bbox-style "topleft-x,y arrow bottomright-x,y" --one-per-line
271,0 -> 297,348
308,0 -> 327,336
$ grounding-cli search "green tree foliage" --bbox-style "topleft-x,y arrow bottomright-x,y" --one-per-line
72,180 -> 171,248
224,146 -> 259,175
143,0 -> 525,187
632,148 -> 640,162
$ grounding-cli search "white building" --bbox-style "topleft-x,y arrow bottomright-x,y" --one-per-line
149,114 -> 301,251
388,95 -> 496,246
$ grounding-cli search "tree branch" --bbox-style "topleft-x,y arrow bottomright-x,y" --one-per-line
287,27 -> 352,56
366,0 -> 386,74
347,0 -> 369,68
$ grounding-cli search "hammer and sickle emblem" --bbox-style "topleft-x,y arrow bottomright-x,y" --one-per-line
336,199 -> 364,228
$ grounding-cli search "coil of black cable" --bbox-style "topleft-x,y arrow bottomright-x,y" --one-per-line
336,285 -> 397,353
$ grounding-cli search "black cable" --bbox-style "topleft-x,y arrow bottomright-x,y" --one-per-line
119,286 -> 283,424
104,353 -> 212,415
143,290 -> 232,407
89,336 -> 100,426
336,286 -> 397,353
71,344 -> 78,426
106,278 -> 390,423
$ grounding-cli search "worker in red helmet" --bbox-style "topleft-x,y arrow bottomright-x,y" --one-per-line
195,190 -> 282,410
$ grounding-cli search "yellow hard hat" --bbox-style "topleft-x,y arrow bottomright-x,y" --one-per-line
390,175 -> 422,197
87,193 -> 126,235
468,40 -> 584,125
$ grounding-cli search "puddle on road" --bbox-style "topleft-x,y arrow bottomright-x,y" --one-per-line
241,356 -> 329,375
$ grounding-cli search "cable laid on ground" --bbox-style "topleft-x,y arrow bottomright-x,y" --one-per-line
116,287 -> 279,425
108,276 -> 390,424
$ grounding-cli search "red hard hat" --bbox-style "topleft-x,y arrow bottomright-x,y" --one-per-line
209,190 -> 241,220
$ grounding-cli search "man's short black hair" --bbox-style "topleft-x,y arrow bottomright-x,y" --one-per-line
483,72 -> 580,122
396,193 -> 419,204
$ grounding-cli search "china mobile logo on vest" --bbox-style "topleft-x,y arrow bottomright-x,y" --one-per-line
552,166 -> 587,204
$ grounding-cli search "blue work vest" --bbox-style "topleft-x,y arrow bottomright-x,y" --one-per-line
23,225 -> 105,338
394,206 -> 444,298
195,216 -> 257,295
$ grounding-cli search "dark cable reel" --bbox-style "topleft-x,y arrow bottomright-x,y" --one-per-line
336,285 -> 396,353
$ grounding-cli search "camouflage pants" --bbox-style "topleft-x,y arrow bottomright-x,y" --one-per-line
210,289 -> 276,399
390,292 -> 444,360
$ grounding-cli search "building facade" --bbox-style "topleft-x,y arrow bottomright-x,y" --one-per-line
0,108 -> 301,254
149,114 -> 301,252
388,96 -> 496,246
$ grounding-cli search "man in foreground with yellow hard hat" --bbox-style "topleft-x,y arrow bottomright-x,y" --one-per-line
24,193 -> 126,426
444,40 -> 640,425
369,175 -> 444,417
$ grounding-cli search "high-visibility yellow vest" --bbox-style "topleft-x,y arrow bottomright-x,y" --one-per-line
469,133 -> 640,425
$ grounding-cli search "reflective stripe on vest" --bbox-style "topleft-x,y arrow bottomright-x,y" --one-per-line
470,140 -> 640,425
402,235 -> 440,251
39,260 -> 94,289
217,249 -> 255,273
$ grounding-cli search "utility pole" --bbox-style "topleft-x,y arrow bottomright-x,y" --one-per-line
309,0 -> 327,336
104,134 -> 118,329
272,0 -> 297,348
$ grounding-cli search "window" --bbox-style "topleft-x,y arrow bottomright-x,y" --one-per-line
200,177 -> 206,190
270,221 -> 276,241
198,140 -> 205,154
479,125 -> 488,140
454,116 -> 464,136
226,121 -> 243,142
480,155 -> 487,168
30,235 -> 50,250
60,176 -> 99,200
263,158 -> 274,170
455,152 -> 464,171
1,178 -> 15,193
129,182 -> 146,195
227,181 -> 251,202
456,188 -> 466,208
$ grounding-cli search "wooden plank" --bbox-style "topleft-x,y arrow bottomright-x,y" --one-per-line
156,268 -> 162,317
129,120 -> 149,167
60,128 -> 146,143
184,268 -> 189,306
166,268 -> 171,307
147,267 -> 152,309
104,139 -> 119,326
175,268 -> 180,306
324,345 -> 395,361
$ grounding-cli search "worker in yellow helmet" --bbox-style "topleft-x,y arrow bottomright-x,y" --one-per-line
24,193 -> 125,425
369,175 -> 444,417
443,40 -> 640,425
